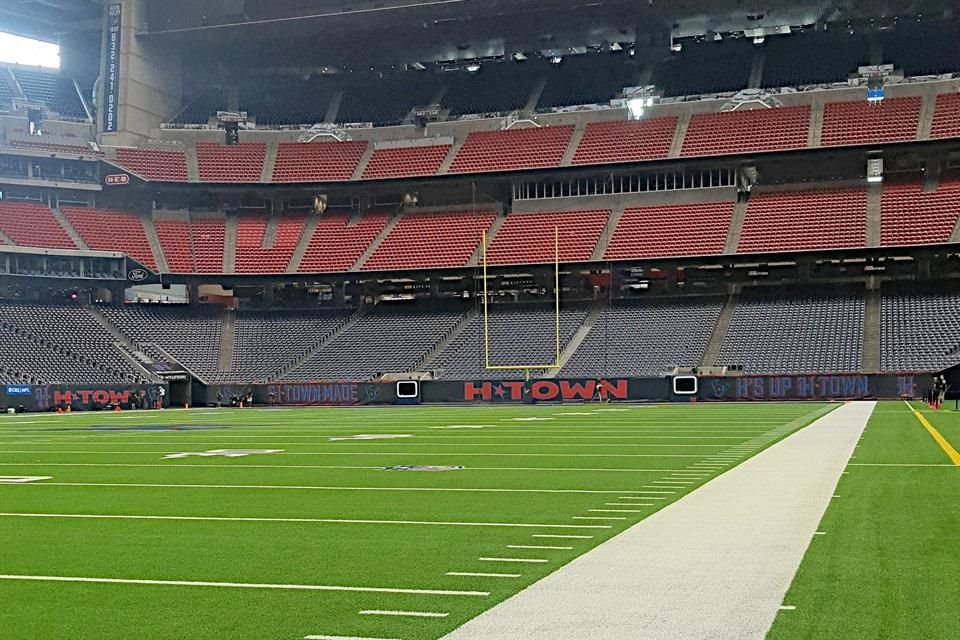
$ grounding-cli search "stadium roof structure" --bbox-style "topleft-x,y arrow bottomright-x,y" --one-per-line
0,0 -> 102,42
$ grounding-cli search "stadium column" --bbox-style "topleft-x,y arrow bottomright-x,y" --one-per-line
98,0 -> 183,147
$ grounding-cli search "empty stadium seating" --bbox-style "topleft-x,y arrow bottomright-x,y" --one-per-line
61,207 -> 157,270
561,299 -> 723,377
272,141 -> 368,183
362,211 -> 496,271
486,209 -> 608,265
572,118 -> 676,165
362,144 -> 451,179
11,68 -> 88,120
930,92 -> 960,140
234,214 -> 307,273
717,290 -> 865,374
282,307 -> 466,380
604,202 -> 734,260
298,212 -> 389,273
0,201 -> 76,249
155,217 -> 226,273
155,220 -> 192,272
821,97 -> 921,146
429,307 -> 589,379
881,290 -> 960,372
880,180 -> 960,247
448,125 -> 574,174
9,140 -> 96,155
738,188 -> 867,254
196,142 -> 266,182
114,148 -> 188,181
681,106 -> 810,157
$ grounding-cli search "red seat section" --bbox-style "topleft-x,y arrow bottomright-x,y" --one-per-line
682,106 -> 810,157
572,118 -> 677,166
604,202 -> 734,260
362,144 -> 450,179
448,125 -> 574,174
0,201 -> 76,249
9,140 -> 98,155
235,214 -> 307,273
272,141 -> 368,183
298,212 -> 389,273
486,210 -> 609,265
930,93 -> 960,140
881,180 -> 960,247
115,148 -> 188,181
155,218 -> 225,273
61,207 -> 157,269
363,211 -> 497,271
196,142 -> 266,183
821,97 -> 921,146
738,188 -> 867,254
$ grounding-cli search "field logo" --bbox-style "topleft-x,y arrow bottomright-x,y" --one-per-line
384,465 -> 464,472
163,449 -> 282,459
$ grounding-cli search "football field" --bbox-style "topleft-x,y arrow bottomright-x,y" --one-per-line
0,402 -> 873,639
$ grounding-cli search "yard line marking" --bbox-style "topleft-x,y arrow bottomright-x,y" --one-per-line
573,516 -> 627,521
0,442 -> 728,448
0,513 -> 611,529
479,557 -> 548,564
507,545 -> 572,550
650,480 -> 694,485
10,481 -> 656,496
620,497 -> 664,501
905,402 -> 960,465
0,450 -> 711,458
305,636 -> 401,640
446,572 -> 520,579
0,574 -> 487,596
779,605 -> 796,611
532,534 -> 593,539
0,462 -> 703,473
359,610 -> 449,619
590,509 -> 643,513
605,503 -> 654,507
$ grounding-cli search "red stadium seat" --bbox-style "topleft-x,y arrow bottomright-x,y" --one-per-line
115,148 -> 188,182
572,118 -> 676,165
298,211 -> 390,273
61,207 -> 157,269
880,179 -> 960,247
486,210 -> 609,266
362,211 -> 497,270
604,202 -> 734,260
196,142 -> 266,183
682,106 -> 810,156
362,144 -> 450,179
272,141 -> 368,183
448,125 -> 574,174
0,201 -> 76,249
821,97 -> 921,146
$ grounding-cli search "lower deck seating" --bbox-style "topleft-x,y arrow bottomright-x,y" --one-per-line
738,188 -> 867,254
880,179 -> 960,247
362,211 -> 496,271
717,290 -> 864,374
604,202 -> 734,260
235,215 -> 307,273
428,307 -> 589,380
0,201 -> 76,249
283,307 -> 465,380
61,207 -> 157,270
881,291 -> 960,372
486,209 -> 609,265
298,212 -> 389,273
560,299 -> 722,377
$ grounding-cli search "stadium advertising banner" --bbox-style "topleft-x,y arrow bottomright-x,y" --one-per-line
697,374 -> 932,401
0,384 -> 168,412
102,3 -> 122,133
202,382 -> 396,406
421,378 -> 673,403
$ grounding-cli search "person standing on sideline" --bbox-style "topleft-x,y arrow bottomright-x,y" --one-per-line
156,386 -> 166,410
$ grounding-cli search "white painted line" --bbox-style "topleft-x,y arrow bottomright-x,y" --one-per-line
359,610 -> 449,619
0,574 -> 487,596
0,476 -> 51,484
0,450 -> 710,458
779,605 -> 796,611
605,503 -> 654,507
0,513 -> 610,529
15,481 -> 651,496
814,531 -> 826,536
507,545 -> 572,551
589,509 -> 643,513
532,534 -> 593,540
479,558 -> 548,564
305,636 -> 400,640
573,516 -> 627,521
650,480 -> 694,485
619,497 -> 664,501
446,572 -> 520,579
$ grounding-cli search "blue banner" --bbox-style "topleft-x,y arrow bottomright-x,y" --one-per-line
102,3 -> 122,133
5,385 -> 31,396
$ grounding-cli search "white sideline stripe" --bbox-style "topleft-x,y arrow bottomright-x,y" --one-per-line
848,463 -> 957,467
0,513 -> 610,529
22,434 -> 751,441
507,545 -> 572,550
13,481 -> 653,496
0,450 -> 710,458
479,558 -> 548,564
359,610 -> 449,619
0,574 -> 487,596
0,442 -> 727,448
305,636 -> 400,640
532,534 -> 593,540
0,462 -> 700,473
590,509 -> 643,513
446,572 -> 521,579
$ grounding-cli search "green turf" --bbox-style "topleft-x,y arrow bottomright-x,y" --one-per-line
766,400 -> 960,640
0,402 -> 834,640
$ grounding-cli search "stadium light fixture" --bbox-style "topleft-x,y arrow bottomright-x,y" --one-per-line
627,96 -> 654,119
465,62 -> 481,72
550,56 -> 563,64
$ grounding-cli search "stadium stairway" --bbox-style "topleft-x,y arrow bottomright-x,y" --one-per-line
260,142 -> 279,183
866,184 -> 883,247
142,215 -> 169,273
808,98 -> 826,147
223,214 -> 238,273
668,111 -> 691,158
82,305 -> 160,381
918,88 -> 940,140
218,308 -> 235,371
287,214 -> 321,273
0,229 -> 12,245
560,125 -> 587,167
185,145 -> 201,182
413,310 -> 479,375
700,289 -> 740,367
862,287 -> 881,373
723,199 -> 749,254
261,215 -> 280,249
590,204 -> 625,261
352,213 -> 401,270
951,214 -> 960,243
545,305 -> 604,379
270,306 -> 370,380
436,138 -> 466,175
51,207 -> 88,250
468,212 -> 507,266
351,144 -> 377,181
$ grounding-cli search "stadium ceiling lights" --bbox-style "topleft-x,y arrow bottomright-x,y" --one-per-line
627,97 -> 655,119
465,62 -> 481,72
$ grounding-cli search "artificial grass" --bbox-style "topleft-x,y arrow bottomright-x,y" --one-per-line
0,402 -> 832,640
766,400 -> 960,640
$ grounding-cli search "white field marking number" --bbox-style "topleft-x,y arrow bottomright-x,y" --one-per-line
0,476 -> 51,484
328,434 -> 413,442
162,449 -> 283,460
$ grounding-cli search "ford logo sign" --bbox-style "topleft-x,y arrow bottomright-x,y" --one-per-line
127,269 -> 148,282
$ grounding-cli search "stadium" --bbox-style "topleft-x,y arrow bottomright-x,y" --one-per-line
0,0 -> 959,637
